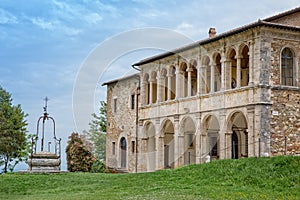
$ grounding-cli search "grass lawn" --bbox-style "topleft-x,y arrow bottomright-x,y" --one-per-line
1,156 -> 299,200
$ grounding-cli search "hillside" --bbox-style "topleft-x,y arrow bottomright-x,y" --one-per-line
1,156 -> 299,200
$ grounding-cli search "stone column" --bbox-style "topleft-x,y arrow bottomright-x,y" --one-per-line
201,65 -> 207,93
210,64 -> 215,93
221,57 -> 226,90
197,57 -> 202,95
195,114 -> 202,164
138,138 -> 148,172
178,134 -> 184,167
175,65 -> 181,99
225,132 -> 232,159
167,74 -> 172,100
141,80 -> 147,105
156,135 -> 164,170
236,56 -> 242,88
149,81 -> 153,104
157,75 -> 164,102
173,116 -> 179,168
224,60 -> 232,90
187,68 -> 192,96
247,106 -> 255,157
199,134 -> 205,163
136,121 -> 143,172
248,41 -> 254,85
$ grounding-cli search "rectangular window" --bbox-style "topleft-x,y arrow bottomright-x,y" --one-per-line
112,142 -> 115,155
113,98 -> 117,113
188,134 -> 193,147
132,141 -> 135,153
131,94 -> 135,110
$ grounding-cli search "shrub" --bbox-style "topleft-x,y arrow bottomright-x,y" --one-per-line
90,160 -> 106,173
66,133 -> 96,172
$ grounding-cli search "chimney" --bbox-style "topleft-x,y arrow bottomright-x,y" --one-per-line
209,27 -> 216,38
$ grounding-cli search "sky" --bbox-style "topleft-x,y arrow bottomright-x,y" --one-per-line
1,0 -> 299,171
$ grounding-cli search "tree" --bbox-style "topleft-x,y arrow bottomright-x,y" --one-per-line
83,101 -> 106,161
66,132 -> 95,172
0,86 -> 28,173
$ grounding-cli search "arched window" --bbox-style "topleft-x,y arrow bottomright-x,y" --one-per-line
281,48 -> 294,86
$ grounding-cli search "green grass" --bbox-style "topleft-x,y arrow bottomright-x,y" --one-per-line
1,156 -> 299,200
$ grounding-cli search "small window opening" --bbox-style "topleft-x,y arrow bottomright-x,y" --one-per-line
131,94 -> 135,110
112,142 -> 116,155
132,141 -> 135,153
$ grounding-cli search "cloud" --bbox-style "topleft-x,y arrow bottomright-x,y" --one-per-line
175,22 -> 205,38
84,13 -> 103,24
61,26 -> 82,36
0,8 -> 18,24
28,16 -> 82,36
141,9 -> 167,19
31,18 -> 55,30
176,22 -> 193,31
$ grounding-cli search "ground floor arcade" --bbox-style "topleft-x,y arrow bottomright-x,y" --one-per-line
106,105 -> 269,173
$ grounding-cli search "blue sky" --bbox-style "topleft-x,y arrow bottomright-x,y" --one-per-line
1,0 -> 299,170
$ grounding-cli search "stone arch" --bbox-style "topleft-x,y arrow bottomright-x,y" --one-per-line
202,114 -> 220,160
280,46 -> 297,86
168,65 -> 176,100
161,119 -> 175,168
202,55 -> 211,93
227,48 -> 237,89
180,116 -> 196,165
144,121 -> 156,171
119,137 -> 127,169
143,73 -> 150,104
226,111 -> 248,159
212,52 -> 222,92
189,59 -> 198,96
239,44 -> 250,87
180,61 -> 188,97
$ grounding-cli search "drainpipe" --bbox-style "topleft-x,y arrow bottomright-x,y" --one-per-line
132,64 -> 141,173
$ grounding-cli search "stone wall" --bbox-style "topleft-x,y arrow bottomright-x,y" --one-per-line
270,88 -> 300,155
269,34 -> 300,86
268,29 -> 300,156
268,11 -> 300,27
106,75 -> 139,172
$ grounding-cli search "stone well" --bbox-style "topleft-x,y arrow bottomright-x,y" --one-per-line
27,151 -> 61,173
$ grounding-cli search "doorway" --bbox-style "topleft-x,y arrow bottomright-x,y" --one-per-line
120,137 -> 127,168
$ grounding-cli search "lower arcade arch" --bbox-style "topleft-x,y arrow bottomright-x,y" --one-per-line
228,111 -> 248,159
180,117 -> 196,165
161,119 -> 175,168
203,115 -> 220,160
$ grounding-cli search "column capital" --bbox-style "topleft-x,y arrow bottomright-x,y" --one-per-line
150,78 -> 157,83
225,131 -> 233,136
235,55 -> 243,59
187,67 -> 194,72
247,105 -> 255,112
175,71 -> 184,75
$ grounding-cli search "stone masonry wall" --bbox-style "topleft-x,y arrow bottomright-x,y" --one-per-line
269,30 -> 300,155
268,11 -> 300,27
270,37 -> 300,86
270,89 -> 300,155
106,75 -> 139,172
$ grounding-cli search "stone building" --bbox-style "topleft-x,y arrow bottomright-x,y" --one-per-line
103,7 -> 300,173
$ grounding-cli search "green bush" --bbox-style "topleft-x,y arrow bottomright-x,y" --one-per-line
90,159 -> 106,173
